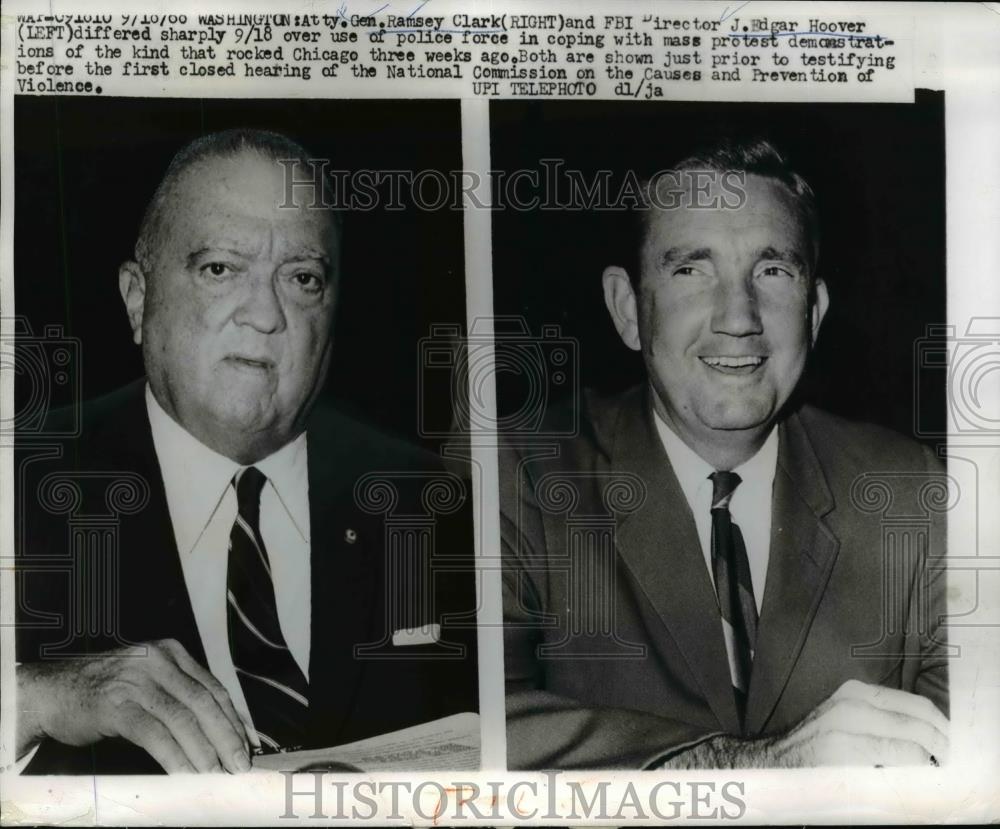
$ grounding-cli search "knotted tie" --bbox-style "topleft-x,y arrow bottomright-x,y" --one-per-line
227,466 -> 309,753
709,470 -> 758,730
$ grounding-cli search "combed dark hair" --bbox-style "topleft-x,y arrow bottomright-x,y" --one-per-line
134,128 -> 340,272
621,137 -> 820,287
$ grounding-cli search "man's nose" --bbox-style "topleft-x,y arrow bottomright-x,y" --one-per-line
233,272 -> 287,334
710,275 -> 763,337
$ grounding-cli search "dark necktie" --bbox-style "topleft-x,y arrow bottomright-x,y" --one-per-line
227,466 -> 309,753
709,471 -> 758,730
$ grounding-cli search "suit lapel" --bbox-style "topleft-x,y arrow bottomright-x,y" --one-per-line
610,389 -> 741,734
95,382 -> 206,664
745,411 -> 839,734
305,410 -> 379,742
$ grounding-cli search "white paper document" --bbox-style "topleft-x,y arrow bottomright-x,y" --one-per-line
251,713 -> 480,773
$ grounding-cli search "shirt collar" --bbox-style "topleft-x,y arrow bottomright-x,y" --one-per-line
653,411 -> 779,507
255,425 -> 310,543
145,384 -> 310,555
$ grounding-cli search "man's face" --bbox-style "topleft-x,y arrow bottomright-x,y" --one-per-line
607,174 -> 828,454
121,150 -> 339,463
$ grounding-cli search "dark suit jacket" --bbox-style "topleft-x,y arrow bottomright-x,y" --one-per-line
501,385 -> 948,769
16,380 -> 478,773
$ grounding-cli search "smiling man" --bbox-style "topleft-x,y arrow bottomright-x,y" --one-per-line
15,129 -> 476,773
501,138 -> 948,769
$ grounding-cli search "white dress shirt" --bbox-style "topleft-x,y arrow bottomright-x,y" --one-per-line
146,385 -> 312,745
654,413 -> 778,616
643,419 -> 778,766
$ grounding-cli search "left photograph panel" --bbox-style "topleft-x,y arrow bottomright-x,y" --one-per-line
11,96 -> 479,774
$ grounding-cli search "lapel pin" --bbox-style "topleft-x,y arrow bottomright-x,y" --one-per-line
345,528 -> 357,544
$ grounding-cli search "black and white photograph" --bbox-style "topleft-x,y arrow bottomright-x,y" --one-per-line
493,96 -> 952,769
11,97 -> 479,774
1,1 -> 998,824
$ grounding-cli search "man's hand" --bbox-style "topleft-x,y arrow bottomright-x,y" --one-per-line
17,639 -> 251,773
665,680 -> 949,768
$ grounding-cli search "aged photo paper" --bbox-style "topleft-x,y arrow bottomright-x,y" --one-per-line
1,0 -> 998,824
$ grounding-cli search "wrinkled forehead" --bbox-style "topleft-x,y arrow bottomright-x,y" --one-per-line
642,174 -> 809,262
163,151 -> 339,254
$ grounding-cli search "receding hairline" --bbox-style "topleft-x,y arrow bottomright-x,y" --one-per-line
641,172 -> 813,261
134,129 -> 340,273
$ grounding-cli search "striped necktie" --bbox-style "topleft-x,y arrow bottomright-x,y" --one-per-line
227,466 -> 309,754
709,470 -> 758,732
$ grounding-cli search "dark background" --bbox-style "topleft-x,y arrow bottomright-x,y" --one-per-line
14,96 -> 467,450
490,92 -> 946,446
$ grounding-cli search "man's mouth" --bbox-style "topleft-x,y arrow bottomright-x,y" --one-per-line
225,355 -> 275,372
699,355 -> 767,375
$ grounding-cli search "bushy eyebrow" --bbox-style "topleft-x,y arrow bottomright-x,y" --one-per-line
654,245 -> 808,272
657,247 -> 713,269
284,251 -> 331,266
757,246 -> 807,272
186,247 -> 247,268
185,247 -> 331,268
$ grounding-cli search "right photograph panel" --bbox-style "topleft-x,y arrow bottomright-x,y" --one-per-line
492,95 -> 950,770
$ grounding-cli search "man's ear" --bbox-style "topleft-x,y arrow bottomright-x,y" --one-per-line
810,277 -> 830,346
602,265 -> 641,352
118,261 -> 147,346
